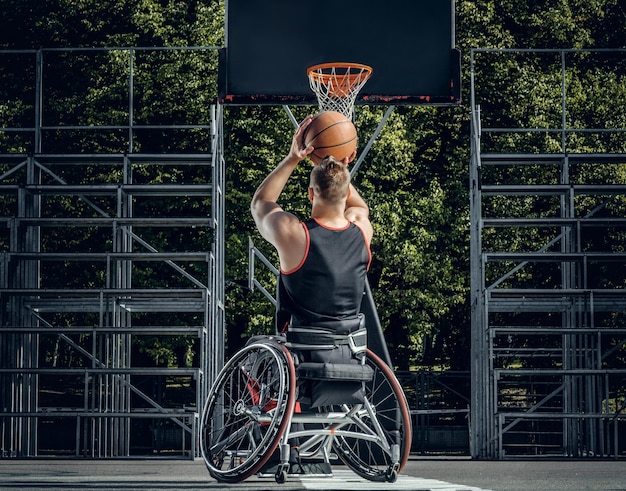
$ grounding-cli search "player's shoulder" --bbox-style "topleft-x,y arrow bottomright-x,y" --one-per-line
350,216 -> 373,243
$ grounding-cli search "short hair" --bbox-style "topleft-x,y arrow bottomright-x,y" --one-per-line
309,156 -> 350,204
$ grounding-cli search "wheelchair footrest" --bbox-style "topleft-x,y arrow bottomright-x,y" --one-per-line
257,461 -> 333,478
293,462 -> 333,477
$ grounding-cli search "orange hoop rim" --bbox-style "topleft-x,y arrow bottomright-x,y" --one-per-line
307,62 -> 373,83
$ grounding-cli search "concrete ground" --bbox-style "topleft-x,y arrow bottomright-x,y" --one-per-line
0,455 -> 625,491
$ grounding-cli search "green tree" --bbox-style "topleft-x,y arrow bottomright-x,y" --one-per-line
2,0 -> 625,373
0,0 -> 224,369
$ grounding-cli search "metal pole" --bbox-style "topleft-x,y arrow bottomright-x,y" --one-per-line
128,48 -> 134,153
34,50 -> 43,153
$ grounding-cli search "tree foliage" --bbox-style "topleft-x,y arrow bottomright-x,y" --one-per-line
1,0 -> 625,370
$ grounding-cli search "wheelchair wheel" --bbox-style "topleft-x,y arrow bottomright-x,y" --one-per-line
331,348 -> 412,482
200,341 -> 296,483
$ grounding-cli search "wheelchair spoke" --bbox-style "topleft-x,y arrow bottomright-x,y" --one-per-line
200,341 -> 296,483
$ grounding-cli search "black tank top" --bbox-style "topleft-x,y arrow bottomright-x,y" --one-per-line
279,218 -> 371,324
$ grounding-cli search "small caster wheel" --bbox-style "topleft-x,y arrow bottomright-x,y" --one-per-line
275,469 -> 287,484
385,465 -> 399,483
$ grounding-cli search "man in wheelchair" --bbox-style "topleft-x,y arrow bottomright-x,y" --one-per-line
200,116 -> 409,484
251,114 -> 374,408
193,116 -> 411,483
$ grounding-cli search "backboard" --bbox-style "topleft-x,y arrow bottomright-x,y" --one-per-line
219,0 -> 461,106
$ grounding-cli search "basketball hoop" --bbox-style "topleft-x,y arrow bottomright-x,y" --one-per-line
307,62 -> 373,119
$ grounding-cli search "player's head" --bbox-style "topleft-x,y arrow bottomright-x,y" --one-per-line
309,155 -> 350,204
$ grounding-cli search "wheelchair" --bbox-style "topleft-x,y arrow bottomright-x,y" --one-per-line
199,316 -> 412,484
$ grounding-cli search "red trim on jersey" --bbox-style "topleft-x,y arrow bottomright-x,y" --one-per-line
312,217 -> 350,231
352,221 -> 373,271
280,222 -> 310,275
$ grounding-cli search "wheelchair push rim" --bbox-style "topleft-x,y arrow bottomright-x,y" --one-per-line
200,341 -> 296,483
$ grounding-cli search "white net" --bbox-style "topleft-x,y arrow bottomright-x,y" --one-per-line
307,63 -> 373,119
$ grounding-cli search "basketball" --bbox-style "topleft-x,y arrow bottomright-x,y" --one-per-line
302,111 -> 357,165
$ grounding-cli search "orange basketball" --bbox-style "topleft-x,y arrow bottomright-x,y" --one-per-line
302,111 -> 357,165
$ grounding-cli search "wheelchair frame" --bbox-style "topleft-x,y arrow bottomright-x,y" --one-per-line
200,336 -> 411,484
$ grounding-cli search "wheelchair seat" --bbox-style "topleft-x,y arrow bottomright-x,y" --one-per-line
286,315 -> 373,407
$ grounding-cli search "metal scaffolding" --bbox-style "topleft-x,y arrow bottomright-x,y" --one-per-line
5,44 -> 625,461
0,47 -> 225,457
470,49 -> 626,458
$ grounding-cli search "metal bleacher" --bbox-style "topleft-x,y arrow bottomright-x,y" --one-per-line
469,49 -> 626,459
0,47 -> 224,458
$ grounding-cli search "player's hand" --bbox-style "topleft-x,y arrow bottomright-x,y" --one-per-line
340,149 -> 357,166
289,115 -> 315,162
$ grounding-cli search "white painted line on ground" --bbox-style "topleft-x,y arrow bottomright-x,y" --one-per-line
296,469 -> 491,491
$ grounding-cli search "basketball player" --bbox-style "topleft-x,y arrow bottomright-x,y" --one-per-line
251,114 -> 373,327
251,115 -> 373,474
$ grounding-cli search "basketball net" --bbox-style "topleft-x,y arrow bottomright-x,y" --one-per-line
307,62 -> 373,119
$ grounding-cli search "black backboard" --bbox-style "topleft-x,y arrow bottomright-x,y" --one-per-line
220,0 -> 461,106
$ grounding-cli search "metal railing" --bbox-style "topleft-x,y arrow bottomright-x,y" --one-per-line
0,46 -> 219,153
